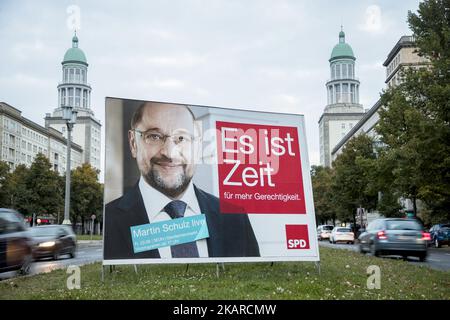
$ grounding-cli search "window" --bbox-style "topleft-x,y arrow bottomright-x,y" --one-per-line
75,88 -> 81,107
349,64 -> 354,78
22,140 -> 26,149
336,64 -> 341,79
75,69 -> 80,82
342,64 -> 348,78
69,68 -> 74,82
68,88 -> 74,106
61,89 -> 66,106
342,84 -> 349,102
64,68 -> 69,82
27,143 -> 31,152
335,85 -> 341,103
332,64 -> 336,79
33,145 -> 37,153
349,123 -> 353,129
81,69 -> 86,83
341,123 -> 346,129
350,84 -> 355,103
83,90 -> 87,107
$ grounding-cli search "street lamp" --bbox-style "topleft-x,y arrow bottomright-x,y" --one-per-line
61,105 -> 78,225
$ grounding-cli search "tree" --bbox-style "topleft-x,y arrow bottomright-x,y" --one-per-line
25,153 -> 64,218
5,164 -> 31,214
311,165 -> 336,225
332,134 -> 378,229
376,0 -> 450,219
70,163 -> 103,233
0,161 -> 10,207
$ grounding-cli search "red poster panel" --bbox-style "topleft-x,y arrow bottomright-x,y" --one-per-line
216,121 -> 306,214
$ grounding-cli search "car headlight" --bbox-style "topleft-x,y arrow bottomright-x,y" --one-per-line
38,241 -> 56,247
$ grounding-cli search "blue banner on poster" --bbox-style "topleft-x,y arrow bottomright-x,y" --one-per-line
130,215 -> 209,253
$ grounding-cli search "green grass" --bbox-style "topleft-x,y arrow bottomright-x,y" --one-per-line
1,247 -> 449,300
76,235 -> 103,241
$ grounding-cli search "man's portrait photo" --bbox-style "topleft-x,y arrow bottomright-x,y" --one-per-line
104,100 -> 260,260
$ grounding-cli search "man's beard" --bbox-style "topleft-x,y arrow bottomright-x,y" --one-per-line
144,161 -> 192,199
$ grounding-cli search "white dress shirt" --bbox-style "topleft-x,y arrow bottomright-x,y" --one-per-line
138,176 -> 209,258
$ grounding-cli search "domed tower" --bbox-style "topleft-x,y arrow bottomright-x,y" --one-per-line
45,32 -> 102,172
326,29 -> 361,107
56,32 -> 92,115
319,28 -> 365,167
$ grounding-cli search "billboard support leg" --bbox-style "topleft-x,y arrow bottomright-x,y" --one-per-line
270,262 -> 274,267
216,263 -> 220,278
315,261 -> 321,275
101,265 -> 104,282
134,264 -> 138,274
185,264 -> 189,273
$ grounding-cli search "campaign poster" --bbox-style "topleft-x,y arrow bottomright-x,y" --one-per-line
103,98 -> 319,265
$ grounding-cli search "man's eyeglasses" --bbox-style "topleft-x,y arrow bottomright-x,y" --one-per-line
133,129 -> 196,146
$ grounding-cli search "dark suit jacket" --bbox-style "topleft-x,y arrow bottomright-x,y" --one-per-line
104,184 -> 260,260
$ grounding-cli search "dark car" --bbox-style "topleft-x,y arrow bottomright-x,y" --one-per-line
429,223 -> 450,248
358,218 -> 429,261
0,208 -> 33,274
29,225 -> 77,260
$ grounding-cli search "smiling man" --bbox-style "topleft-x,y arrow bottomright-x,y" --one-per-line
104,102 -> 260,260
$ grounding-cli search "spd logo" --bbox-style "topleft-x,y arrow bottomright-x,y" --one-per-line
285,225 -> 310,249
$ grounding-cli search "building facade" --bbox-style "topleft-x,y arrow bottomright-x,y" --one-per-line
330,35 -> 429,217
0,102 -> 83,174
45,34 -> 101,172
331,35 -> 429,161
1,33 -> 101,175
319,28 -> 365,167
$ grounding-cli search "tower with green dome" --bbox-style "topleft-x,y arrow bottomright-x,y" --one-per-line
45,32 -> 102,172
319,28 -> 365,167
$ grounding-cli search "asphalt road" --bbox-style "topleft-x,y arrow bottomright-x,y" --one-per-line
318,240 -> 450,272
0,241 -> 103,280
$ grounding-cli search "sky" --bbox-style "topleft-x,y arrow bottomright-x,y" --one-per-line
0,0 -> 421,180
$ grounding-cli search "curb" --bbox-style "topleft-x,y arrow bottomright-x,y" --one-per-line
77,240 -> 103,244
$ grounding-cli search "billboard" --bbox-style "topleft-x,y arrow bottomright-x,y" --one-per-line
103,97 -> 319,265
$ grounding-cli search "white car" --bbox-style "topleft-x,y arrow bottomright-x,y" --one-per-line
317,225 -> 334,240
329,227 -> 354,244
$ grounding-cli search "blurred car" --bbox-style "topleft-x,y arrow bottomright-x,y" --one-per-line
29,225 -> 77,260
358,218 -> 429,261
429,223 -> 450,248
317,225 -> 334,240
329,227 -> 354,244
0,208 -> 33,274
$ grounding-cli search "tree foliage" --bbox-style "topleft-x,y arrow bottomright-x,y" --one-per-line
24,153 -> 64,217
311,165 -> 336,225
331,134 -> 378,224
0,161 -> 10,207
70,163 -> 103,225
376,0 -> 450,221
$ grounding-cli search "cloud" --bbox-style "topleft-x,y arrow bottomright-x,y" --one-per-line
134,78 -> 185,89
0,73 -> 53,88
359,60 -> 384,71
